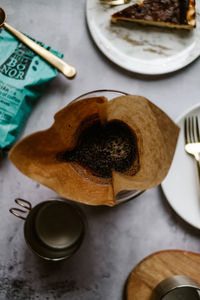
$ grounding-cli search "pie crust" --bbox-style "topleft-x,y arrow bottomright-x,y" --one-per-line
111,0 -> 196,30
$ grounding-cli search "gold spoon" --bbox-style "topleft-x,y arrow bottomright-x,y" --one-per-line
0,7 -> 76,79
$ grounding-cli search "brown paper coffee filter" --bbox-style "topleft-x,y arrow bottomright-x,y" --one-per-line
9,97 -> 115,206
107,95 -> 179,196
9,95 -> 179,206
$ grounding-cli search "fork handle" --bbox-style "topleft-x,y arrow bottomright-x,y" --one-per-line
196,160 -> 200,184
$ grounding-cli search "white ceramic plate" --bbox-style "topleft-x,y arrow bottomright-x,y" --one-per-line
161,104 -> 200,229
86,1 -> 200,75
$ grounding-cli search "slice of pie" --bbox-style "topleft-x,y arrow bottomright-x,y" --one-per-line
111,0 -> 196,30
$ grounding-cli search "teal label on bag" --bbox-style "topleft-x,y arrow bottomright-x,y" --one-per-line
0,42 -> 36,80
0,80 -> 22,122
0,29 -> 63,153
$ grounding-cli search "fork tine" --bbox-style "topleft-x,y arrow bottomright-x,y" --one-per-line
185,116 -> 200,144
196,116 -> 200,142
188,116 -> 194,143
184,116 -> 200,183
187,117 -> 193,143
191,116 -> 195,142
184,117 -> 189,144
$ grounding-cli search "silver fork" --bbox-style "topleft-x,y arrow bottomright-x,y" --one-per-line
100,0 -> 131,6
184,116 -> 200,181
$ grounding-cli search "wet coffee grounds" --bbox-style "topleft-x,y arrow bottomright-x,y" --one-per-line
63,120 -> 138,178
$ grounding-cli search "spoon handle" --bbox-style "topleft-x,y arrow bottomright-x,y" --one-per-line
4,22 -> 76,79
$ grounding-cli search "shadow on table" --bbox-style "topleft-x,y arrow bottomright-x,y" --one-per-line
18,186 -> 200,299
19,196 -> 143,299
21,231 -> 99,298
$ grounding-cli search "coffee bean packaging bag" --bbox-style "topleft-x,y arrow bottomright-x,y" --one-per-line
0,29 -> 63,157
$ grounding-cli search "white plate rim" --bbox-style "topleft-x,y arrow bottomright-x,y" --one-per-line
86,0 -> 200,75
161,102 -> 200,229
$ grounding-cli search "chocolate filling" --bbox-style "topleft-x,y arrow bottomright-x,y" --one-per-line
60,120 -> 138,178
112,0 -> 190,25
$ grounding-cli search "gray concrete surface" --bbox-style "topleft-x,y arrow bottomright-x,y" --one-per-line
0,0 -> 200,299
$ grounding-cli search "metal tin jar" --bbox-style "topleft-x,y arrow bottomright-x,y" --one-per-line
10,198 -> 85,261
153,275 -> 200,300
